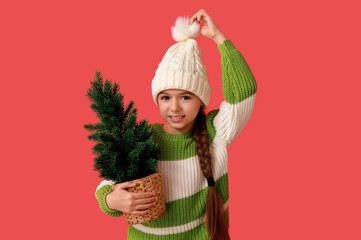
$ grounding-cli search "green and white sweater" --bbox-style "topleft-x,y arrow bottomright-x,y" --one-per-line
95,39 -> 257,239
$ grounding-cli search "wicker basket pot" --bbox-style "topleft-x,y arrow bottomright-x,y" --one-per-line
123,171 -> 167,225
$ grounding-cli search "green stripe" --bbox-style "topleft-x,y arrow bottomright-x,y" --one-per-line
127,208 -> 229,239
217,39 -> 257,104
128,222 -> 209,239
140,173 -> 228,228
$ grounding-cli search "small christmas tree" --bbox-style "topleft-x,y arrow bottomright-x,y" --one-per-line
84,71 -> 159,184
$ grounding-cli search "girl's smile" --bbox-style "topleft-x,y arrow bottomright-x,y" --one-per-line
157,89 -> 203,134
169,115 -> 185,121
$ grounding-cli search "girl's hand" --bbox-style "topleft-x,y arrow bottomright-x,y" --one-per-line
106,181 -> 158,215
189,9 -> 226,45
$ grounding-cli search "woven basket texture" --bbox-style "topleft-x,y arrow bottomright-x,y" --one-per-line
124,171 -> 167,225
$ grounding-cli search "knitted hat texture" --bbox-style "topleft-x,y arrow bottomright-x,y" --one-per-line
151,16 -> 211,108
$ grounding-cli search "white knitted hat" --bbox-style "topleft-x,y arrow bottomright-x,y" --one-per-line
151,16 -> 211,108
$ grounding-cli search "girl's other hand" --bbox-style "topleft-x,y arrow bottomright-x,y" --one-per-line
189,9 -> 226,45
106,181 -> 158,215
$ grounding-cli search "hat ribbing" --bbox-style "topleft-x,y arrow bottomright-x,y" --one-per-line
151,16 -> 211,108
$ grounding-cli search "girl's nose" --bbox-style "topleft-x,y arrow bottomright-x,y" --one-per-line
170,100 -> 181,112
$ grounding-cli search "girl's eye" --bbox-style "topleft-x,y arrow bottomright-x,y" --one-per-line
160,96 -> 191,100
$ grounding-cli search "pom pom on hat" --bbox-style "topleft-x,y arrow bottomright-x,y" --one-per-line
171,16 -> 201,42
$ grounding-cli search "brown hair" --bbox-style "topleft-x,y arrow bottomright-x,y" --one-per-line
191,107 -> 231,240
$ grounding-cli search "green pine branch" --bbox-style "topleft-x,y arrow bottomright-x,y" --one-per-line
84,71 -> 159,183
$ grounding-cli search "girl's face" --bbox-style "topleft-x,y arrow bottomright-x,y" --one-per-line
157,89 -> 203,134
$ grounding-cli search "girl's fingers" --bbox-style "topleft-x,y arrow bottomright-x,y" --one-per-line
113,181 -> 136,191
190,15 -> 197,25
198,12 -> 207,22
190,9 -> 206,24
134,196 -> 157,205
135,202 -> 156,211
131,191 -> 156,199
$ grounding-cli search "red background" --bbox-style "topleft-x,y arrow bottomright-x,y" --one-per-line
1,0 -> 360,239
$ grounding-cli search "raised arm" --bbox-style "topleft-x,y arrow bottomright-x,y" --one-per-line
189,10 -> 257,146
212,39 -> 257,146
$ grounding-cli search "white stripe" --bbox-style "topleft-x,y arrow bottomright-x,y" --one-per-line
213,94 -> 256,146
132,200 -> 229,235
155,142 -> 228,203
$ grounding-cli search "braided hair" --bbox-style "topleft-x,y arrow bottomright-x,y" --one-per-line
191,107 -> 231,240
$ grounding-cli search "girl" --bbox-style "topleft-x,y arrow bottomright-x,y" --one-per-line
94,9 -> 257,240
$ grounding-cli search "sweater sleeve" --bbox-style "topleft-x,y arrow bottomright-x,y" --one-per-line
212,39 -> 257,147
95,180 -> 123,217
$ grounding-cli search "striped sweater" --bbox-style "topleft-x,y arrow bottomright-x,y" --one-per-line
94,39 -> 257,239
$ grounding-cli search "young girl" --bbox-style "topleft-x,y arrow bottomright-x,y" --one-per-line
94,9 -> 257,240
